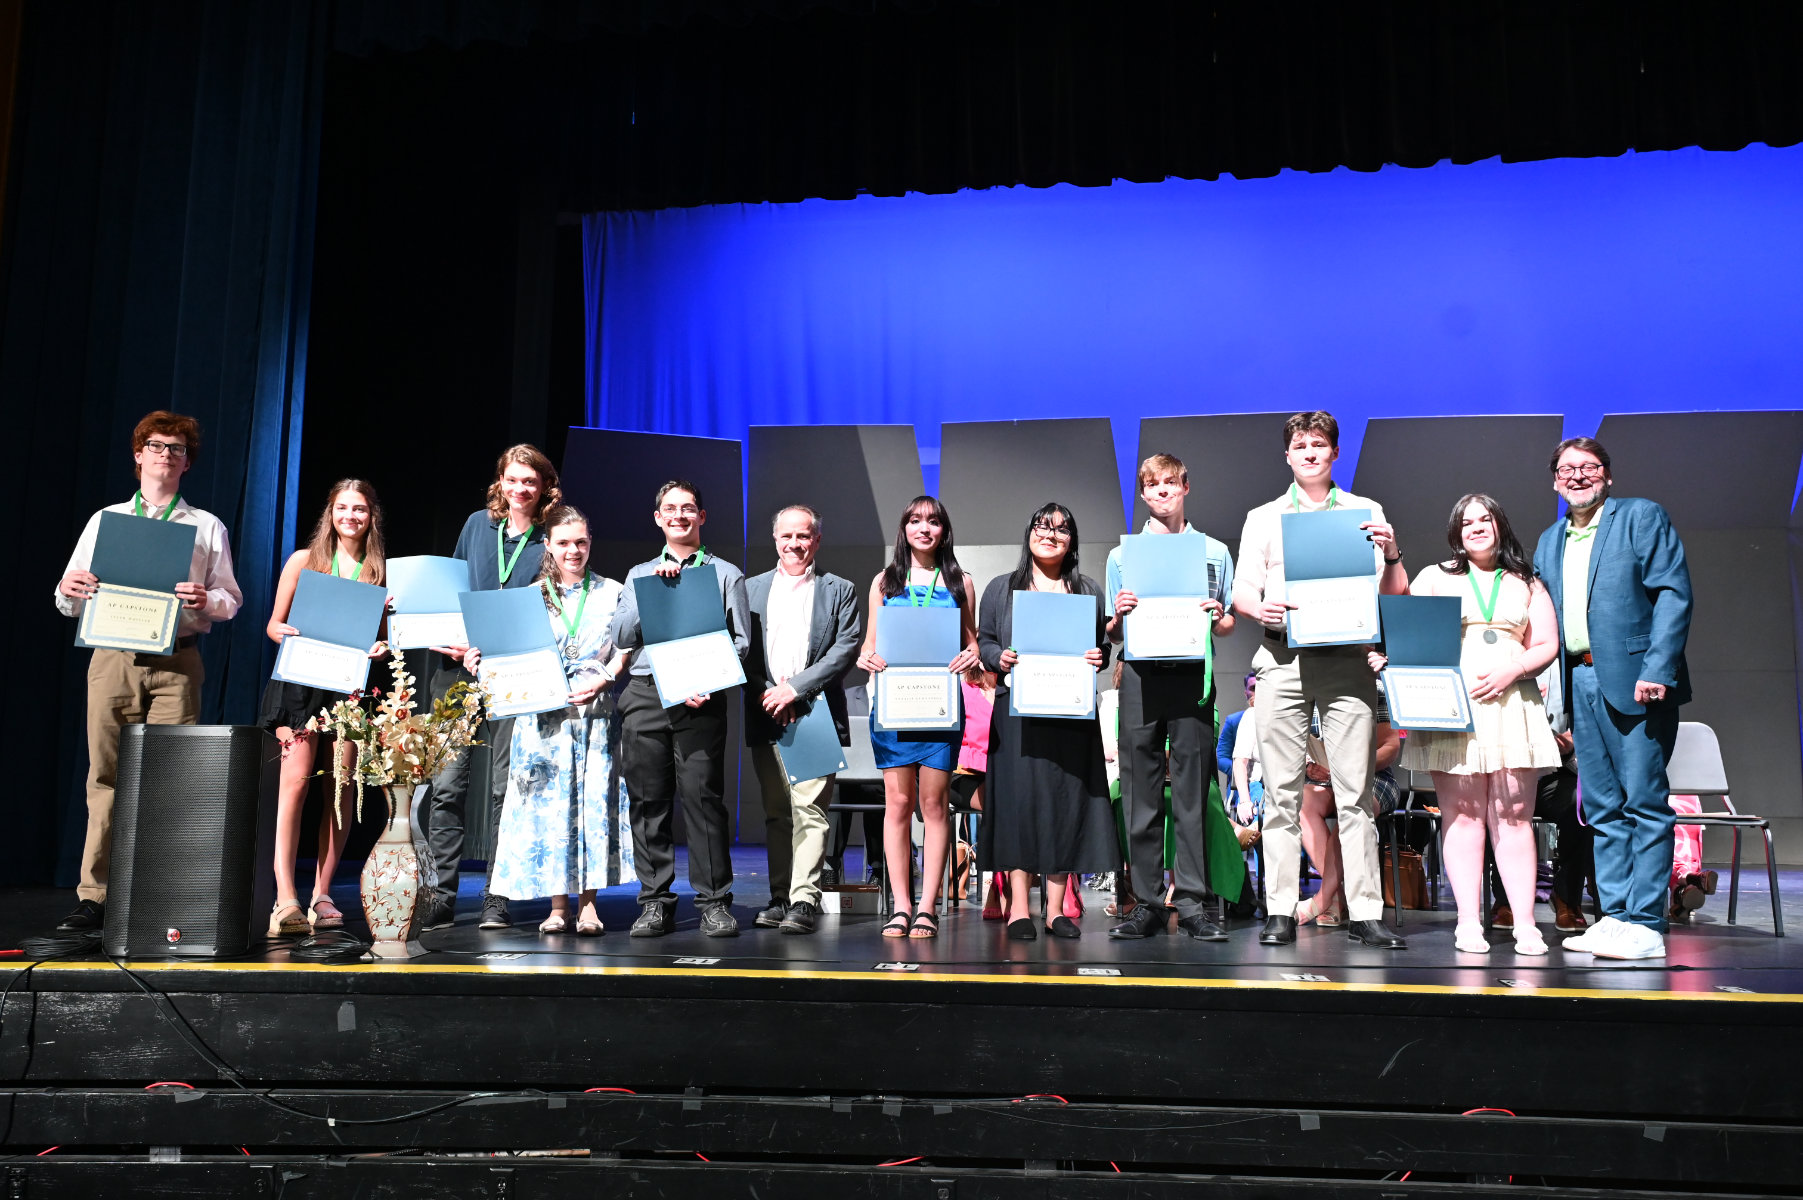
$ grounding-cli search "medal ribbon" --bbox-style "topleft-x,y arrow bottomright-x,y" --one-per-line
134,491 -> 180,520
330,551 -> 363,580
909,567 -> 941,607
1467,567 -> 1503,626
1288,483 -> 1339,512
660,543 -> 709,568
548,572 -> 591,641
496,522 -> 536,584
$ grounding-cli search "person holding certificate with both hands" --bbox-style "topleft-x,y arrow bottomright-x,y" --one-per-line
977,504 -> 1116,941
1234,412 -> 1409,949
1378,494 -> 1561,955
260,481 -> 391,936
856,497 -> 982,939
54,411 -> 243,935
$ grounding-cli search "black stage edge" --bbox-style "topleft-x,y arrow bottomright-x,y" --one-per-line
3,889 -> 1802,1198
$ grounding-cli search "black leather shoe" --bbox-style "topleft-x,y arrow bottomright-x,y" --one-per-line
1347,919 -> 1407,949
478,895 -> 511,930
1259,915 -> 1297,945
1108,903 -> 1165,939
699,904 -> 741,938
754,900 -> 788,929
1176,912 -> 1229,942
1045,915 -> 1082,939
629,903 -> 673,938
421,894 -> 456,932
56,900 -> 105,933
1006,917 -> 1038,941
778,901 -> 818,934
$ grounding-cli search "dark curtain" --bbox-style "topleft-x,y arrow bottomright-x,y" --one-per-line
0,2 -> 326,885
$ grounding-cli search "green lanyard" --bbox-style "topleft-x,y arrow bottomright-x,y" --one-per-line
1288,483 -> 1339,512
496,522 -> 536,585
909,567 -> 941,607
1467,567 -> 1503,624
548,573 -> 591,640
330,551 -> 362,580
662,543 -> 708,568
134,491 -> 179,520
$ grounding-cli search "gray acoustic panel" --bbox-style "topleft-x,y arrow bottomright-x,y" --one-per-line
743,424 -> 922,585
1132,413 -> 1296,536
1595,411 -> 1803,530
940,418 -> 1126,549
561,427 -> 745,584
1351,415 -> 1563,574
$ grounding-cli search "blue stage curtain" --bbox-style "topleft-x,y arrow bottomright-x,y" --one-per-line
0,2 -> 325,885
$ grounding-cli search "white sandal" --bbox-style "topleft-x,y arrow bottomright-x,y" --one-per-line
1513,926 -> 1549,956
538,912 -> 568,934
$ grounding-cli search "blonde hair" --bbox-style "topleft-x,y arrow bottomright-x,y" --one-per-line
1137,453 -> 1188,488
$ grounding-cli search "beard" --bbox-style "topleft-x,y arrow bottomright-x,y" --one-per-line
1558,480 -> 1609,512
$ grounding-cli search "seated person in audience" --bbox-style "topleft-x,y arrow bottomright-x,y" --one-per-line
1667,793 -> 1716,921
1294,701 -> 1402,927
1218,671 -> 1259,819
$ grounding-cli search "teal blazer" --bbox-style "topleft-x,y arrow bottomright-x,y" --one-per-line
1533,497 -> 1692,717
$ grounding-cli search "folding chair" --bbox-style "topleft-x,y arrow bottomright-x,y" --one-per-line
1383,769 -> 1444,926
1667,721 -> 1784,936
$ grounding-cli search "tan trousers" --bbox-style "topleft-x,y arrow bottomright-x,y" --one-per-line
749,744 -> 833,907
1253,638 -> 1384,921
82,646 -> 204,902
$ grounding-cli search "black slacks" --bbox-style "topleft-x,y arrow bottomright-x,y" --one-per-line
618,675 -> 734,909
1118,660 -> 1215,918
423,662 -> 511,902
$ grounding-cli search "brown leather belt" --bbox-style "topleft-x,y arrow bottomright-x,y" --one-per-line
1575,651 -> 1594,667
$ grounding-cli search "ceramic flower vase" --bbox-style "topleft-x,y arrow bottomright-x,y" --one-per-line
360,782 -> 428,959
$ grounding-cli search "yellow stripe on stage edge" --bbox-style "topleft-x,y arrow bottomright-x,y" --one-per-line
32,959 -> 1803,1004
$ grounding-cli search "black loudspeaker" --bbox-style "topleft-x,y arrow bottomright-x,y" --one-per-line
102,725 -> 280,958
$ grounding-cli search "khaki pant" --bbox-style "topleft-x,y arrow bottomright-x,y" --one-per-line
749,744 -> 833,907
1253,638 -> 1384,921
82,646 -> 204,902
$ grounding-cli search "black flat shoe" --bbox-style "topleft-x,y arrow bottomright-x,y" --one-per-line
1045,916 -> 1081,939
1347,919 -> 1407,949
1259,915 -> 1297,945
1006,917 -> 1037,941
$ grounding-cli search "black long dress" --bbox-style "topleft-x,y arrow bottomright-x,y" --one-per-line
974,573 -> 1119,874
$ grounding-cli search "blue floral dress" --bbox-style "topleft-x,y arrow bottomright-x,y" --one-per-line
488,573 -> 634,900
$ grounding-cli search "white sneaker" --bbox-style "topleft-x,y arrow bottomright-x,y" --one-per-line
1453,923 -> 1491,953
1562,914 -> 1624,954
1593,923 -> 1666,960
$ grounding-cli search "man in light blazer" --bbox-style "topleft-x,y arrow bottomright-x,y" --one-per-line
1534,436 -> 1692,961
744,505 -> 862,934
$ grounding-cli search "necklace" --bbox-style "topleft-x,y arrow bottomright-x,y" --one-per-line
548,573 -> 590,659
908,566 -> 941,607
496,521 -> 535,584
330,549 -> 363,580
1467,565 -> 1503,644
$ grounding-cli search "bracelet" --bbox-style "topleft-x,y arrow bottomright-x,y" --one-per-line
1384,553 -> 1403,564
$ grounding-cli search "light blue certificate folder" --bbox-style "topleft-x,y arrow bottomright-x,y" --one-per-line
271,571 -> 387,691
633,563 -> 746,706
460,587 -> 556,656
386,555 -> 471,648
1118,533 -> 1216,663
1377,594 -> 1473,733
873,605 -> 962,733
1280,508 -> 1380,647
776,699 -> 848,783
1010,591 -> 1098,719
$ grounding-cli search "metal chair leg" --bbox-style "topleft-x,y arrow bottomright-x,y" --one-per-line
1728,827 -> 1742,925
1762,825 -> 1785,937
1386,817 -> 1404,927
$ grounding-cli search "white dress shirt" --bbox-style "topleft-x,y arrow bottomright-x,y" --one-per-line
764,565 -> 817,684
56,495 -> 243,635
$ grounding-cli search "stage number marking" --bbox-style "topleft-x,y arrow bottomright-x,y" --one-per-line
1281,973 -> 1330,983
1497,979 -> 1532,988
477,952 -> 529,961
875,962 -> 920,971
1077,968 -> 1122,976
673,957 -> 722,965
1714,985 -> 1756,993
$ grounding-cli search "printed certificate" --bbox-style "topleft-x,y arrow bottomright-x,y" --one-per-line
1381,666 -> 1474,732
1285,576 -> 1380,646
1124,595 -> 1211,660
274,636 -> 372,694
643,630 -> 746,708
1009,653 -> 1096,718
386,611 -> 468,651
874,666 -> 961,732
76,583 -> 182,655
478,648 -> 571,718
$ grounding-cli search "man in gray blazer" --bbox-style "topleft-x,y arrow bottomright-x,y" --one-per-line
744,505 -> 862,934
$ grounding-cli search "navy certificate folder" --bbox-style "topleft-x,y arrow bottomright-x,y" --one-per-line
634,563 -> 727,644
91,511 -> 197,593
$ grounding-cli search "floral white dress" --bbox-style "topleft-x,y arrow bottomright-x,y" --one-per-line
488,573 -> 635,900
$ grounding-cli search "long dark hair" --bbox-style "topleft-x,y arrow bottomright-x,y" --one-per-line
880,495 -> 968,608
1008,502 -> 1081,593
1441,492 -> 1534,580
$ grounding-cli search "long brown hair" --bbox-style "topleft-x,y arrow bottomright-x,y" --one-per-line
304,480 -> 387,585
533,505 -> 592,612
880,495 -> 968,608
484,444 -> 563,523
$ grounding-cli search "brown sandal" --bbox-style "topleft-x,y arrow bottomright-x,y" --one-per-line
308,895 -> 345,931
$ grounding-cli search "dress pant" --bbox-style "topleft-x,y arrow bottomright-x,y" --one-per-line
750,743 -> 833,907
619,676 -> 734,909
1118,660 -> 1215,919
423,662 -> 511,902
81,646 -> 204,902
1253,637 -> 1384,922
1569,664 -> 1678,931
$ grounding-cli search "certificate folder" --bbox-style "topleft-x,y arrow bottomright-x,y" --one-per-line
1120,534 -> 1214,599
272,571 -> 387,694
1011,591 -> 1095,655
1377,594 -> 1473,733
1281,508 -> 1381,648
1118,533 -> 1215,663
75,513 -> 198,655
875,605 -> 960,667
460,587 -> 568,718
776,699 -> 849,783
386,555 -> 471,649
633,564 -> 745,707
1009,591 -> 1097,719
872,605 -> 962,733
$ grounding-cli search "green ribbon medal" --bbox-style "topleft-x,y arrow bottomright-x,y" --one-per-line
1468,567 -> 1503,644
496,522 -> 536,585
1288,482 -> 1339,512
134,491 -> 180,520
330,551 -> 363,580
549,573 -> 591,657
908,567 -> 941,607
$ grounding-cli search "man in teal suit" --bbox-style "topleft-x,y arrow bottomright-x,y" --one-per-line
1533,437 -> 1692,960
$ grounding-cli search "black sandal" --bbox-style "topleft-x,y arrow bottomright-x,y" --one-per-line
909,910 -> 940,939
882,909 -> 913,938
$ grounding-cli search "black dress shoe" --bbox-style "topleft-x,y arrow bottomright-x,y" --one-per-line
699,904 -> 741,938
1045,916 -> 1081,939
1347,919 -> 1407,949
754,900 -> 788,929
1108,903 -> 1165,939
478,895 -> 512,930
1176,912 -> 1229,942
778,901 -> 819,934
56,900 -> 105,933
421,894 -> 456,932
1259,915 -> 1297,945
629,903 -> 673,938
1006,917 -> 1038,941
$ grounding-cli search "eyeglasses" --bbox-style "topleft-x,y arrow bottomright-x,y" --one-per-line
1553,463 -> 1606,480
141,440 -> 189,458
1030,521 -> 1072,539
659,504 -> 699,517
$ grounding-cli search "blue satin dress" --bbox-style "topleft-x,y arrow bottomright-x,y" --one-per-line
869,585 -> 960,772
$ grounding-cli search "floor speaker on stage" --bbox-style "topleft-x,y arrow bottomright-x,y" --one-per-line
102,725 -> 280,958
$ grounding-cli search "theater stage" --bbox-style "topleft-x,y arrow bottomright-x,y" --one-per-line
3,858 -> 1800,1198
